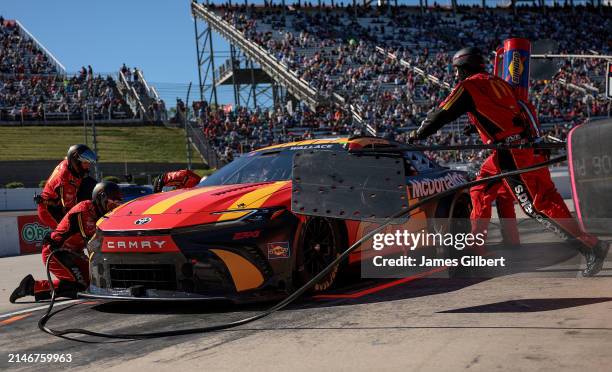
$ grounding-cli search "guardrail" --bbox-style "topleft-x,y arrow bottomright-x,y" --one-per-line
15,20 -> 66,75
135,69 -> 162,102
118,71 -> 149,121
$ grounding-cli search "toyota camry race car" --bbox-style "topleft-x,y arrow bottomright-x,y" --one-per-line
85,137 -> 472,302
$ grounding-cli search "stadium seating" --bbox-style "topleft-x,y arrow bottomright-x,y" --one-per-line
0,17 -> 164,123
1,6 -> 609,168
199,3 -> 609,163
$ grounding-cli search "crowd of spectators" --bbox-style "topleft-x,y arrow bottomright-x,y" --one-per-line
203,3 -> 610,165
0,17 -> 159,122
0,71 -> 131,121
0,16 -> 57,75
191,99 -> 353,162
120,63 -> 167,122
1,7 -> 610,170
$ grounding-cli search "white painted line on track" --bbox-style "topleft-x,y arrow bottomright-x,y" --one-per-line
0,300 -> 82,319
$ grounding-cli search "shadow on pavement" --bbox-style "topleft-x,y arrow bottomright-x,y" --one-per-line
439,297 -> 612,313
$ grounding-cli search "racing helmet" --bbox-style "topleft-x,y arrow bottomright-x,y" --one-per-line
77,176 -> 97,202
452,47 -> 486,81
67,144 -> 97,176
92,181 -> 123,215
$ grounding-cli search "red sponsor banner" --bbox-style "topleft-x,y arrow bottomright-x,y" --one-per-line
17,215 -> 52,255
101,236 -> 179,253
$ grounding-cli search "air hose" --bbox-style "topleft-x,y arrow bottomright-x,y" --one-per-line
38,154 -> 567,342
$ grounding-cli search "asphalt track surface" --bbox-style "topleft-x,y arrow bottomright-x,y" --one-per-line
2,218 -> 612,371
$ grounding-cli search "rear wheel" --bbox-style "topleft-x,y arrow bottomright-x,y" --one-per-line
296,217 -> 341,292
450,195 -> 472,235
433,194 -> 473,277
448,195 -> 473,278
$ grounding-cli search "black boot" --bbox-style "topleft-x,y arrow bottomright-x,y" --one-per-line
582,241 -> 610,277
9,274 -> 35,303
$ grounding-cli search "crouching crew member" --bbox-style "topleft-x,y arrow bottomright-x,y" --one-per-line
10,182 -> 122,303
36,144 -> 97,229
153,169 -> 201,193
408,46 -> 609,277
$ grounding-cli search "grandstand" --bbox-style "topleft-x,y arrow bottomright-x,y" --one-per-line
0,4 -> 610,171
0,16 -> 209,185
188,1 -> 610,166
0,17 -> 165,124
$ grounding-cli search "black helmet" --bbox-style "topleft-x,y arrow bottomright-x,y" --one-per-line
452,47 -> 486,80
67,144 -> 96,176
92,181 -> 122,215
76,176 -> 97,202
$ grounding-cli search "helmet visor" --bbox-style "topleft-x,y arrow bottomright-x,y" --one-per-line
78,149 -> 97,164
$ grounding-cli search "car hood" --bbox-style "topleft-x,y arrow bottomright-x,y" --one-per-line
98,181 -> 291,231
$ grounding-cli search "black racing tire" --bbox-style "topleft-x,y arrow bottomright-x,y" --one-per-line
447,195 -> 473,278
295,217 -> 342,293
449,194 -> 472,235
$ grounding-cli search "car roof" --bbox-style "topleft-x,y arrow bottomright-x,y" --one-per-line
255,137 -> 394,152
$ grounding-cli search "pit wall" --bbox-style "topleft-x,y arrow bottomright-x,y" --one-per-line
0,211 -> 46,257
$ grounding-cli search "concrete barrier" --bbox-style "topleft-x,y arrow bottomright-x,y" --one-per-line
0,188 -> 39,211
0,216 -> 20,257
0,211 -> 47,257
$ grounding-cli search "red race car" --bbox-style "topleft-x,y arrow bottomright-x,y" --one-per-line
85,137 -> 471,302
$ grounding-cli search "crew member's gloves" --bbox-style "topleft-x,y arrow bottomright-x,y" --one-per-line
43,232 -> 61,252
407,129 -> 421,143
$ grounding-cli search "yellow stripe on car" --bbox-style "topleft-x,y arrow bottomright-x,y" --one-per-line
257,138 -> 348,151
217,181 -> 288,221
142,186 -> 222,215
210,249 -> 264,292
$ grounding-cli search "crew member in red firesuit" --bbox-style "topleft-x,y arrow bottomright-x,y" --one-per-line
408,47 -> 609,276
36,144 -> 97,229
153,169 -> 201,193
463,124 -> 521,248
10,181 -> 122,303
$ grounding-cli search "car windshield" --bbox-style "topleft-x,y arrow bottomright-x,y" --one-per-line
199,151 -> 294,186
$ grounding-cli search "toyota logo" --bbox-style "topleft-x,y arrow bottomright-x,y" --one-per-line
134,217 -> 152,225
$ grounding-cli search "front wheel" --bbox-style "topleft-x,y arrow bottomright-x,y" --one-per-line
295,217 -> 341,292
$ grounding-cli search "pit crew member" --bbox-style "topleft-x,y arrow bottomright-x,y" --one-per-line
408,46 -> 609,276
10,181 -> 122,303
153,169 -> 201,193
36,144 -> 97,229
